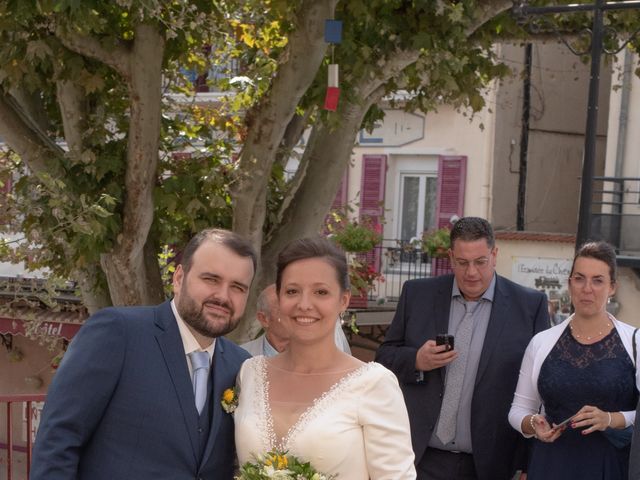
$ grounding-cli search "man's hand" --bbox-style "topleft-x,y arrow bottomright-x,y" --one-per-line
415,340 -> 458,371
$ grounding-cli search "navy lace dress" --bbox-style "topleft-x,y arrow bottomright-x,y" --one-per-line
527,327 -> 636,480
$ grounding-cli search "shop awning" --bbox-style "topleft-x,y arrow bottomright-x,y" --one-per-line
0,310 -> 86,340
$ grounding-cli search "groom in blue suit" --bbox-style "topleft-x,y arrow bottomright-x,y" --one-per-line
31,229 -> 256,480
376,217 -> 549,480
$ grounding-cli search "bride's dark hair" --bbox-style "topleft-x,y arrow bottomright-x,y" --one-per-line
276,236 -> 349,294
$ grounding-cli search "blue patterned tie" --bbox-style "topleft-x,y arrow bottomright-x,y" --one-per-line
188,351 -> 210,415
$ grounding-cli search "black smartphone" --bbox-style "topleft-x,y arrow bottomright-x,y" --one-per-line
436,334 -> 455,351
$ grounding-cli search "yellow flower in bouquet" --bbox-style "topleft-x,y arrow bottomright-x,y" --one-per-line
235,450 -> 336,479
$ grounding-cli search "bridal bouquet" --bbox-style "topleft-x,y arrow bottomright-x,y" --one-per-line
235,450 -> 336,479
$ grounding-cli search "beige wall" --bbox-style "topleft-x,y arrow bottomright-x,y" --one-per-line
0,334 -> 56,395
495,239 -> 575,278
604,50 -> 640,253
351,100 -> 496,240
613,268 -> 640,328
0,335 -> 55,478
496,238 -> 640,327
491,42 -> 610,233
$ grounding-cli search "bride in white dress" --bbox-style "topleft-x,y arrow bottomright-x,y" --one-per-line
235,237 -> 416,479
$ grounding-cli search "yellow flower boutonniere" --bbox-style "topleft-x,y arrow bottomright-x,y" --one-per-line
221,387 -> 239,413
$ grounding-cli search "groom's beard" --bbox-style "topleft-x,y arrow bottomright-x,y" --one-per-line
177,292 -> 238,338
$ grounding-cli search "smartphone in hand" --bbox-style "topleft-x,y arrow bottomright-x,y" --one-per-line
551,414 -> 574,430
436,334 -> 455,351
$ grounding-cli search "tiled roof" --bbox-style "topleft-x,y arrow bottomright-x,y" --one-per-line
495,230 -> 576,244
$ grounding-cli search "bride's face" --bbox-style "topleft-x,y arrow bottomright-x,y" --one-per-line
278,256 -> 349,344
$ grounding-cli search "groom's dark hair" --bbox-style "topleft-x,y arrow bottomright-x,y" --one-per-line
180,228 -> 257,274
276,236 -> 349,294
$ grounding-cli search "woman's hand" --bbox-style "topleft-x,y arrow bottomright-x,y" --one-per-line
522,414 -> 564,443
531,414 -> 564,443
571,405 -> 615,434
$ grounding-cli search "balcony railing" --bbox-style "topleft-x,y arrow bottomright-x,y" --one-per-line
0,394 -> 45,480
358,239 -> 450,305
591,177 -> 640,259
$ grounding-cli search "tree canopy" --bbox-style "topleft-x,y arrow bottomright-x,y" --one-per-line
1,0 -> 638,341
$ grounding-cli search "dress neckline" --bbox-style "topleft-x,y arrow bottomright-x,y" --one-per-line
566,324 -> 615,346
257,356 -> 372,451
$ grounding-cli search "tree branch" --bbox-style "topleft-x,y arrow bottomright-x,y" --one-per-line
119,23 -> 165,263
231,0 -> 338,251
0,90 -> 66,175
55,27 -> 131,79
56,79 -> 86,158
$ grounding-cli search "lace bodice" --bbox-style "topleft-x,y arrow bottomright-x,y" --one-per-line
538,327 -> 636,426
235,356 -> 416,479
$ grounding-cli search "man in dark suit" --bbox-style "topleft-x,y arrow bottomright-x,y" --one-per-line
31,228 -> 256,480
376,217 -> 549,480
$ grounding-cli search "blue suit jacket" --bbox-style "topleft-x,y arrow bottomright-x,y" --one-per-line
376,274 -> 549,480
30,301 -> 250,480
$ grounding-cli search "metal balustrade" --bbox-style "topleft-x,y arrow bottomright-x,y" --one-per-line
591,177 -> 640,267
359,239 -> 450,304
0,394 -> 45,480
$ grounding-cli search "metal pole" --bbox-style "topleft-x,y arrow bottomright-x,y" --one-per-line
517,43 -> 533,231
575,0 -> 604,249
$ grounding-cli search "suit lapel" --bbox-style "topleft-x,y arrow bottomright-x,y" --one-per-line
475,276 -> 508,385
154,303 -> 200,462
200,337 -> 230,467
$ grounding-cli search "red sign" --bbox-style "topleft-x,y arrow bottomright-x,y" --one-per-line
0,317 -> 82,340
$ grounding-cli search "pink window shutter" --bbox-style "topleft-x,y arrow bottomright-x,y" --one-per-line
435,155 -> 467,228
359,155 -> 387,270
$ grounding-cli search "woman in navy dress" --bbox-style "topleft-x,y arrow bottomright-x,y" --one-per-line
509,241 -> 639,480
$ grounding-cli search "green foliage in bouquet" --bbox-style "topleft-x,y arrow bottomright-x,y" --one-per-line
236,450 -> 336,479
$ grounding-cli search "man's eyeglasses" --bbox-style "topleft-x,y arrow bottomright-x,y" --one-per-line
451,257 -> 491,271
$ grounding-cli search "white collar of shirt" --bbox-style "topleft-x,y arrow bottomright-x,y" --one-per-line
171,300 -> 215,372
263,335 -> 279,357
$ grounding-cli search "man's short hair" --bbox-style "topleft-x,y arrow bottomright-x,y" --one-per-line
180,228 -> 257,273
449,217 -> 495,249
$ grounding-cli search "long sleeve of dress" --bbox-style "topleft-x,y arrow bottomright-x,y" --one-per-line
358,365 -> 417,479
508,337 -> 541,437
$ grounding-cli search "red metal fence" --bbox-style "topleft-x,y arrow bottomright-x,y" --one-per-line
0,394 -> 45,480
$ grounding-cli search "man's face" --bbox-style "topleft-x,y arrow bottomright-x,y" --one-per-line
449,238 -> 497,301
173,241 -> 254,340
260,286 -> 290,346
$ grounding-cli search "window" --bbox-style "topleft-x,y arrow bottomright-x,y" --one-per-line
399,173 -> 437,241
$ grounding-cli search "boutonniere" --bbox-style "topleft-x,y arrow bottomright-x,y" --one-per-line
221,387 -> 239,413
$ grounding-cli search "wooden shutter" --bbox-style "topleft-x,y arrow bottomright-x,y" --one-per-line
359,155 -> 386,219
359,155 -> 387,269
436,155 -> 467,228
